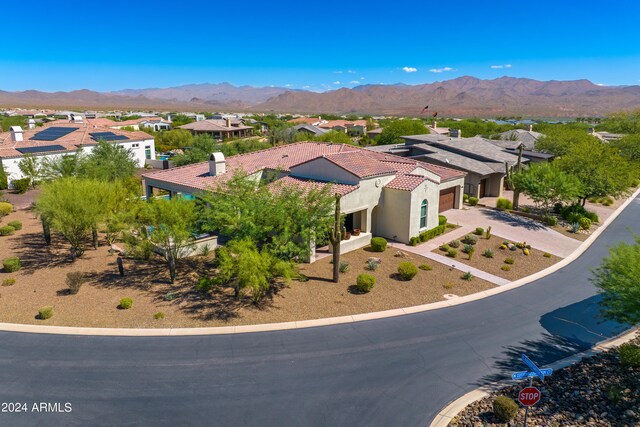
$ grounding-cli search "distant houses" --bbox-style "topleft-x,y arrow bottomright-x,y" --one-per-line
179,118 -> 254,140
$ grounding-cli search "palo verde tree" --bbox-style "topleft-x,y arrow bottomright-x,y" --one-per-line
377,119 -> 428,145
79,140 -> 138,182
511,162 -> 582,215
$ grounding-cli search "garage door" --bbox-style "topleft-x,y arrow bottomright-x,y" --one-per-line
439,187 -> 456,212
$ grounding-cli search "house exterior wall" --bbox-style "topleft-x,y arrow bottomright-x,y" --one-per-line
340,175 -> 395,233
375,188 -> 412,243
407,180 -> 442,239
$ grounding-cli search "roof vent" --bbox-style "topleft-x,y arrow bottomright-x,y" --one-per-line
282,154 -> 289,158
10,126 -> 24,142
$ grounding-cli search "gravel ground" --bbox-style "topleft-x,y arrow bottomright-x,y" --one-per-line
450,336 -> 640,426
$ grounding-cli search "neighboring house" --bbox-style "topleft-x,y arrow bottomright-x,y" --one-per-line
588,128 -> 624,142
142,142 -> 466,251
370,133 -> 528,199
89,117 -> 172,131
179,118 -> 253,140
366,127 -> 383,140
318,120 -> 368,136
0,120 -> 155,188
293,124 -> 329,136
492,127 -> 544,151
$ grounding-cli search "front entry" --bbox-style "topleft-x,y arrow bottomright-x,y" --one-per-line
479,179 -> 487,198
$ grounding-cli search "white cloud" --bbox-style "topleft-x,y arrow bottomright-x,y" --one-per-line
302,85 -> 311,89
490,64 -> 513,69
402,67 -> 418,73
349,80 -> 360,84
347,70 -> 356,74
333,81 -> 341,85
429,67 -> 454,73
360,77 -> 365,80
333,71 -> 343,74
284,84 -> 293,87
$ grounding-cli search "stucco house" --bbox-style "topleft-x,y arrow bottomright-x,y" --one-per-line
142,142 -> 466,252
180,118 -> 253,140
0,120 -> 155,188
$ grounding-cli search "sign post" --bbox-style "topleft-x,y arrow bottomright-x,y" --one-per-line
511,354 -> 551,427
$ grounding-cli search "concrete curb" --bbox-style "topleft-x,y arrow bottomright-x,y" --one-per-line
429,327 -> 640,427
1,187 -> 639,337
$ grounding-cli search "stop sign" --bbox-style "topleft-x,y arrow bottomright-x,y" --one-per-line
518,386 -> 541,406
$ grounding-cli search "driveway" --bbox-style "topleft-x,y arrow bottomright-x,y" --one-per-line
0,196 -> 638,427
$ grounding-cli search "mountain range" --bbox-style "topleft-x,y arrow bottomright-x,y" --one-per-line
2,77 -> 640,117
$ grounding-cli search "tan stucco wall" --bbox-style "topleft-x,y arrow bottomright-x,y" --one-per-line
374,188 -> 412,242
290,157 -> 362,185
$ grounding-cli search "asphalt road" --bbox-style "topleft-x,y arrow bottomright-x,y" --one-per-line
1,196 -> 638,427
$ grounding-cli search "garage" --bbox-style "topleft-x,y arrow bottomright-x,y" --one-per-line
438,187 -> 456,212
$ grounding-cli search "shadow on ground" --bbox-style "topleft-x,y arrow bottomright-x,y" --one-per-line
480,208 -> 547,231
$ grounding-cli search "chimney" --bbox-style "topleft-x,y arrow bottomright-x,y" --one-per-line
527,124 -> 533,132
588,127 -> 595,134
450,128 -> 462,138
432,121 -> 437,129
28,119 -> 36,130
209,152 -> 226,176
10,126 -> 24,142
225,117 -> 231,128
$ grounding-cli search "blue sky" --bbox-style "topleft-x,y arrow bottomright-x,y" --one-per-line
2,0 -> 640,92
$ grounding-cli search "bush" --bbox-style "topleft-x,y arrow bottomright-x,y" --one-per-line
12,178 -> 30,194
584,211 -> 599,223
561,204 -> 587,221
38,306 -> 54,320
119,297 -> 133,309
579,217 -> 592,230
370,237 -> 387,252
474,227 -> 484,236
504,258 -> 515,265
463,193 -> 469,203
569,222 -> 581,233
0,202 -> 13,217
7,220 -> 22,230
543,252 -> 552,258
153,312 -> 165,320
462,234 -> 477,245
164,292 -> 177,301
501,265 -> 511,271
440,244 -> 451,252
553,202 -> 563,213
66,272 -> 86,295
2,278 -> 16,286
397,262 -> 418,280
462,244 -> 474,254
3,257 -> 21,272
619,343 -> 640,368
461,271 -> 473,281
566,212 -> 583,224
438,215 -> 447,226
418,264 -> 432,271
446,248 -> 458,258
271,260 -> 296,280
493,396 -> 518,422
355,274 -> 376,293
418,225 -> 446,242
496,198 -> 513,210
448,240 -> 460,248
543,215 -> 558,226
0,226 -> 15,236
468,196 -> 479,206
197,276 -> 217,293
409,236 -> 419,246
339,261 -> 350,273
602,196 -> 614,206
366,259 -> 380,271
483,249 -> 494,258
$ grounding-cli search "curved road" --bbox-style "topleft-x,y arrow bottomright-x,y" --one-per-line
1,196 -> 638,427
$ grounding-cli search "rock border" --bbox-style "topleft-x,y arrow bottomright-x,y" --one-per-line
0,187 -> 638,337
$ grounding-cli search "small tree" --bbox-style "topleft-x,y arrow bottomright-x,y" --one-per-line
139,197 -> 197,283
512,163 -> 582,215
327,194 -> 342,283
80,140 -> 138,182
18,154 -> 41,188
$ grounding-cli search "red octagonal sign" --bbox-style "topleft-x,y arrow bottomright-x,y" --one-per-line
518,386 -> 541,406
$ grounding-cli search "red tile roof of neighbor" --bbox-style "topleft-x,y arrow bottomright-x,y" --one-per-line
179,120 -> 253,132
143,142 -> 465,194
318,119 -> 368,129
0,120 -> 153,158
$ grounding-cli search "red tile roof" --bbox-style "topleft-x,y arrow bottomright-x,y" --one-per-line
321,151 -> 397,178
384,174 -> 429,191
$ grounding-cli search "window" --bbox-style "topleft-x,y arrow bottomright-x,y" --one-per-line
420,199 -> 428,228
145,148 -> 151,159
131,143 -> 140,148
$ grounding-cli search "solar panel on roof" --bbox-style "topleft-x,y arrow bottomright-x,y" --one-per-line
30,127 -> 77,141
16,144 -> 67,154
89,132 -> 129,142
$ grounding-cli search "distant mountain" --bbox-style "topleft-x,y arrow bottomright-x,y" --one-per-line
1,77 -> 640,117
112,82 -> 291,107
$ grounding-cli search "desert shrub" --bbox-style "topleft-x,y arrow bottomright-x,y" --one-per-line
485,226 -> 492,239
0,226 -> 15,236
119,297 -> 133,309
501,265 -> 511,271
496,198 -> 513,210
462,244 -> 473,254
474,227 -> 484,236
463,194 -> 469,203
38,306 -> 54,320
0,202 -> 13,217
409,236 -> 419,246
520,206 -> 531,213
523,248 -> 530,256
483,249 -> 494,258
569,222 -> 581,233
440,243 -> 451,252
198,244 -> 211,257
66,272 -> 86,295
366,259 -> 380,271
493,396 -> 518,422
418,264 -> 432,271
397,262 -> 418,281
370,237 -> 387,252
164,292 -> 177,301
461,271 -> 473,281
446,248 -> 458,258
438,215 -> 447,226
197,276 -> 217,293
339,261 -> 350,273
619,343 -> 640,368
446,223 -> 456,229
561,204 -> 587,221
504,258 -> 514,265
542,215 -> 558,226
543,252 -> 552,258
2,278 -> 16,286
499,244 -> 507,250
468,196 -> 479,206
509,245 -> 518,251
462,234 -> 477,245
153,312 -> 165,320
566,212 -> 583,224
602,196 -> 614,206
3,257 -> 21,272
584,211 -> 599,223
579,217 -> 592,230
7,220 -> 22,231
449,240 -> 461,248
355,274 -> 376,293
12,178 -> 30,194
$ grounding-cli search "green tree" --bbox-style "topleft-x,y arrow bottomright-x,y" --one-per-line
593,235 -> 640,324
598,109 -> 640,134
534,126 -> 596,157
18,154 -> 41,188
377,119 -> 428,145
314,130 -> 352,144
154,129 -> 193,152
611,134 -> 640,163
80,140 -> 138,182
172,134 -> 217,166
40,151 -> 85,181
0,163 -> 8,190
512,163 -> 582,215
138,197 -> 198,283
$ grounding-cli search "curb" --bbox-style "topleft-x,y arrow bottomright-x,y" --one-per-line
429,327 -> 640,427
1,187 -> 639,337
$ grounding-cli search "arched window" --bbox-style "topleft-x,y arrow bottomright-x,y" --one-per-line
420,199 -> 428,228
